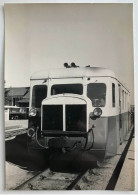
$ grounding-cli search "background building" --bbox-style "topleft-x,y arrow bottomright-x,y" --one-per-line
5,87 -> 30,107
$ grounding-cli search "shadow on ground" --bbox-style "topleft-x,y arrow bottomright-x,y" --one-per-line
5,134 -> 49,171
6,134 -> 100,173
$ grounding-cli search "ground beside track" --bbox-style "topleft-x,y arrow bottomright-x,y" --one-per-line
115,137 -> 134,191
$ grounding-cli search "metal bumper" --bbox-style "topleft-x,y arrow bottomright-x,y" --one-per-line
42,130 -> 87,149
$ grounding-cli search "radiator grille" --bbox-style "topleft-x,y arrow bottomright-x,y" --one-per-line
42,104 -> 86,131
66,105 -> 86,131
43,105 -> 63,130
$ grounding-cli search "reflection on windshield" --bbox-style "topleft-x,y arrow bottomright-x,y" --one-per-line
51,84 -> 83,95
87,83 -> 106,107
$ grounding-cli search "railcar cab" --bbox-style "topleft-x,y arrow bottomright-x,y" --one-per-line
27,64 -> 130,161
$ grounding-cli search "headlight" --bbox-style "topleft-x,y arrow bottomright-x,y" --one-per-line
93,107 -> 102,117
29,108 -> 37,117
27,128 -> 35,137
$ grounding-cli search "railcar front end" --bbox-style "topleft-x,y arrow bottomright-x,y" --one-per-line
27,66 -> 130,163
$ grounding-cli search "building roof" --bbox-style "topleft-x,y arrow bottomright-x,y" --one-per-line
5,87 -> 29,98
31,67 -> 116,80
23,91 -> 30,99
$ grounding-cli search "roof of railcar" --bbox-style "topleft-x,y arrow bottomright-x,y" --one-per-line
31,67 -> 129,92
31,67 -> 116,79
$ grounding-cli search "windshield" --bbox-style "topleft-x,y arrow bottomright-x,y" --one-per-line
51,84 -> 83,95
32,85 -> 47,108
87,83 -> 106,107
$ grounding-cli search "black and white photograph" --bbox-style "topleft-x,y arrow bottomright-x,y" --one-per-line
4,3 -> 135,191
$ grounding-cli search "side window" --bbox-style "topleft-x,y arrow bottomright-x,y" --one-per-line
126,93 -> 128,110
124,92 -> 125,109
118,84 -> 121,109
87,83 -> 106,107
125,92 -> 127,109
32,85 -> 47,108
112,83 -> 115,107
122,90 -> 124,110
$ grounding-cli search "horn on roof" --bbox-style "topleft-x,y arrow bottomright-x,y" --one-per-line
70,62 -> 79,68
64,63 -> 71,68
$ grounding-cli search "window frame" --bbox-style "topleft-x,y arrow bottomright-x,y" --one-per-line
87,83 -> 107,107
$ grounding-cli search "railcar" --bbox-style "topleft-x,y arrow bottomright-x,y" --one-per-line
27,64 -> 131,162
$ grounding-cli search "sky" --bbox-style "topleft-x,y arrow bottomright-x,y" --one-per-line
4,3 -> 134,103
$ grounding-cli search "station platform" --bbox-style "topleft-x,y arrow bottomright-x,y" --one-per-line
5,120 -> 28,141
5,120 -> 28,131
115,134 -> 135,191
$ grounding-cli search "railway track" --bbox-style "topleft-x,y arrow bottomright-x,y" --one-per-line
13,127 -> 134,191
15,168 -> 88,190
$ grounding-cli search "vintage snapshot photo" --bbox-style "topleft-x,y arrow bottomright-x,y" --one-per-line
4,3 -> 134,191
